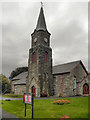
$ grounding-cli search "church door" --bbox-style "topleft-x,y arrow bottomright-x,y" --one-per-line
31,86 -> 36,97
83,83 -> 89,94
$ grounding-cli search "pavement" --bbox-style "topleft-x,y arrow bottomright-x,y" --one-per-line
0,108 -> 20,119
1,108 -> 18,118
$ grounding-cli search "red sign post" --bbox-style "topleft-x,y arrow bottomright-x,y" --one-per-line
23,93 -> 34,119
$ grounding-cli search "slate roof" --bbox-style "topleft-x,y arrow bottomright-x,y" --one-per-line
53,60 -> 82,74
12,72 -> 28,85
12,60 -> 88,85
36,6 -> 47,31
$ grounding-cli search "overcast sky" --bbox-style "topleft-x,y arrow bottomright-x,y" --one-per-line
0,0 -> 89,77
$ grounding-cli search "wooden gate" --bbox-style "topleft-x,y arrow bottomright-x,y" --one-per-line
31,86 -> 36,97
83,83 -> 89,94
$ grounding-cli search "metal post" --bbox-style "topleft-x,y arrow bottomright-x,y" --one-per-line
32,94 -> 33,119
25,104 -> 26,117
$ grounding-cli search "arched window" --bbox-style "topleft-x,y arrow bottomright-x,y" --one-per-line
32,52 -> 36,63
83,83 -> 89,94
31,86 -> 36,97
73,76 -> 76,89
44,52 -> 48,62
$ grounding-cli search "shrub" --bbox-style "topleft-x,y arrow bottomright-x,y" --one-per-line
53,100 -> 70,105
41,93 -> 48,97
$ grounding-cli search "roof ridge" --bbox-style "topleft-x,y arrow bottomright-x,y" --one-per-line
53,60 -> 81,67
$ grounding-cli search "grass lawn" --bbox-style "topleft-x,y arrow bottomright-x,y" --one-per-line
1,96 -> 89,119
2,94 -> 23,98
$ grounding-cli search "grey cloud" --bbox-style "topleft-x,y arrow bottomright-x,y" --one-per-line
51,20 -> 88,68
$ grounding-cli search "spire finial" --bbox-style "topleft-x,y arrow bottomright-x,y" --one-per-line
41,1 -> 43,7
36,2 -> 47,31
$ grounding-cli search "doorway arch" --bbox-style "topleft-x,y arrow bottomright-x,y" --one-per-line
31,86 -> 36,97
83,83 -> 89,94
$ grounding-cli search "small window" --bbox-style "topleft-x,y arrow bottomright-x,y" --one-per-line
44,52 -> 48,62
32,52 -> 36,63
73,78 -> 76,89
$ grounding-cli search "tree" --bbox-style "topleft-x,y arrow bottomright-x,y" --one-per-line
9,66 -> 28,79
0,74 -> 11,94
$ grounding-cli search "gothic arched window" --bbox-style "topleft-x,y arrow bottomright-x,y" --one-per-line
44,52 -> 48,62
32,52 -> 36,63
73,76 -> 76,89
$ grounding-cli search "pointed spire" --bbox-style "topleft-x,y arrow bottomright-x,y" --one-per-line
36,3 -> 47,31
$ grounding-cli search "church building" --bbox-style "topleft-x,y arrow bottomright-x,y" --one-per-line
11,5 -> 90,97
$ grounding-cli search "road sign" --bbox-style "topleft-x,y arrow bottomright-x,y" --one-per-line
24,94 -> 32,104
23,93 -> 34,119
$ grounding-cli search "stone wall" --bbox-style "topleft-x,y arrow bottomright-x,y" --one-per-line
11,80 -> 18,93
11,61 -> 89,97
31,30 -> 50,48
70,62 -> 88,95
27,29 -> 53,97
53,75 -> 61,97
27,44 -> 53,97
53,73 -> 74,97
63,73 -> 73,97
53,63 -> 88,97
14,84 -> 26,95
71,63 -> 87,82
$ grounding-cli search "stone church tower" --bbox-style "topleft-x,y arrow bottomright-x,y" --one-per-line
26,6 -> 53,97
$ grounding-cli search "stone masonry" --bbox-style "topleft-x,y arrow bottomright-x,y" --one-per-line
26,7 -> 53,97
